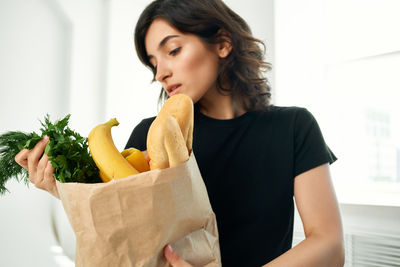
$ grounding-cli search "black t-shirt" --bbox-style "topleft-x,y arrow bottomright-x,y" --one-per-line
125,105 -> 337,267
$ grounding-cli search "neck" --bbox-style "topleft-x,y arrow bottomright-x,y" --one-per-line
198,90 -> 245,120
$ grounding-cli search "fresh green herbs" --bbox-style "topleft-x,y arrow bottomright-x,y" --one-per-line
0,114 -> 102,195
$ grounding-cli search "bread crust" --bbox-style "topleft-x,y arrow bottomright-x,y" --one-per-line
147,94 -> 194,170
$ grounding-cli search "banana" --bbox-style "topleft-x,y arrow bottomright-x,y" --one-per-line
88,118 -> 139,182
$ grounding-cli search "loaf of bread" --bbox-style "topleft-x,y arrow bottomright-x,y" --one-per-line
147,94 -> 194,170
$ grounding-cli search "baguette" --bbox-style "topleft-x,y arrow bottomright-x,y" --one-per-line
147,94 -> 194,170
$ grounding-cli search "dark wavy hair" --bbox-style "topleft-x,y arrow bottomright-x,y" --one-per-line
134,0 -> 272,113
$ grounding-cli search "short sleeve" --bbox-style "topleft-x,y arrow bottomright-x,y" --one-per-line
293,108 -> 337,177
124,117 -> 155,150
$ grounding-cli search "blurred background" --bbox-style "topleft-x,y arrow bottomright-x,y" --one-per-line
0,0 -> 399,266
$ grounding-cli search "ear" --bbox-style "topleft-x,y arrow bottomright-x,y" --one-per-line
216,29 -> 232,58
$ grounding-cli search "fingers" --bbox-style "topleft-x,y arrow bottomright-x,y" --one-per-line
140,150 -> 150,163
15,149 -> 30,169
44,160 -> 59,199
34,153 -> 56,189
14,136 -> 58,198
164,245 -> 192,267
36,153 -> 51,185
43,160 -> 56,191
44,160 -> 55,180
28,136 -> 49,173
37,159 -> 59,199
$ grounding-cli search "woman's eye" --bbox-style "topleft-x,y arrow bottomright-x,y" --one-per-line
169,47 -> 181,56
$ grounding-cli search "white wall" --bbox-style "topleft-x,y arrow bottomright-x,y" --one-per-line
104,0 -> 160,151
0,0 -> 70,266
0,0 -> 111,266
275,2 -> 400,265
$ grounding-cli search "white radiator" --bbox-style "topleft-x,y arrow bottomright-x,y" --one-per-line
344,231 -> 400,267
293,230 -> 400,267
293,204 -> 400,267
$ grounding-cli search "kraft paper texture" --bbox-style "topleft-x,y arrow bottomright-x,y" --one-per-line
56,153 -> 221,267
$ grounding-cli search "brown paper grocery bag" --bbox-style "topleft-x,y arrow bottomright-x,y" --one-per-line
56,153 -> 221,267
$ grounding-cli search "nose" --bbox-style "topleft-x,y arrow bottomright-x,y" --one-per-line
155,60 -> 171,82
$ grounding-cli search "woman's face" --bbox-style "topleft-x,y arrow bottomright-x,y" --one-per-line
144,19 -> 223,103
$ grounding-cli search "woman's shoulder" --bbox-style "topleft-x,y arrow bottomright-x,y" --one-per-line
125,116 -> 156,150
142,116 -> 157,124
135,116 -> 156,130
266,105 -> 308,114
250,105 -> 320,134
258,105 -> 314,122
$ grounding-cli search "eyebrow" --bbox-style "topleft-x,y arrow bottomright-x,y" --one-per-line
148,34 -> 180,61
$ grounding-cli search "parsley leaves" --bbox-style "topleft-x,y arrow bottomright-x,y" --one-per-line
0,114 -> 101,195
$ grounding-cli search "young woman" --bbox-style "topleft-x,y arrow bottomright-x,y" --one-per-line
128,0 -> 344,266
15,0 -> 345,266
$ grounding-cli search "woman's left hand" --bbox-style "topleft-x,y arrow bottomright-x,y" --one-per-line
164,245 -> 193,267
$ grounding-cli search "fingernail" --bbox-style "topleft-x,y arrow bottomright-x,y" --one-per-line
43,135 -> 49,142
166,244 -> 174,254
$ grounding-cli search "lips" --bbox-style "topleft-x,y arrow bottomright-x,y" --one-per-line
166,84 -> 181,96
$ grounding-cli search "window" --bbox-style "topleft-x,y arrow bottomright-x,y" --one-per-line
274,0 -> 400,206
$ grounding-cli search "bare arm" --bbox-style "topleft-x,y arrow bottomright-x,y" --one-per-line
264,164 -> 345,267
